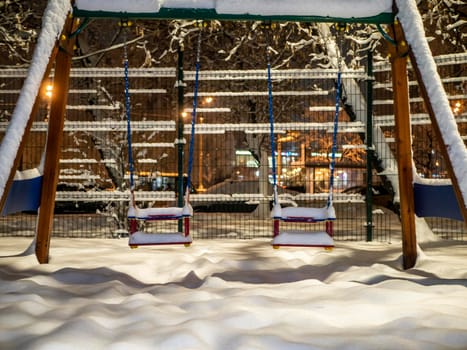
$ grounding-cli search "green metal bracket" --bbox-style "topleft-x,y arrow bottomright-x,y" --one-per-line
377,24 -> 396,46
69,17 -> 91,38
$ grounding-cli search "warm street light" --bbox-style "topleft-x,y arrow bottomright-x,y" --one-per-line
45,84 -> 53,98
452,101 -> 462,115
44,83 -> 53,121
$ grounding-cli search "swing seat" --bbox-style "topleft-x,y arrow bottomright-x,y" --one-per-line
1,168 -> 42,216
129,231 -> 192,247
271,204 -> 335,248
127,204 -> 193,247
413,182 -> 463,221
128,204 -> 193,221
271,230 -> 334,248
272,204 -> 336,223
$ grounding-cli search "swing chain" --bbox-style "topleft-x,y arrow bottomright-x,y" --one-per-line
264,23 -> 279,205
185,23 -> 203,202
336,23 -> 348,71
195,22 -> 203,64
264,23 -> 274,67
328,23 -> 348,208
122,24 -> 135,191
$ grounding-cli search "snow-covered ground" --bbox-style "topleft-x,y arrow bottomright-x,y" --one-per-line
1,235 -> 466,350
1,0 -> 466,347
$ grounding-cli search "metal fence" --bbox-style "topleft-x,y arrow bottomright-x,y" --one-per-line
0,53 -> 466,241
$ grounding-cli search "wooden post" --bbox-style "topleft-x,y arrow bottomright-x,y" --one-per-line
35,15 -> 77,263
387,20 -> 417,269
0,46 -> 59,214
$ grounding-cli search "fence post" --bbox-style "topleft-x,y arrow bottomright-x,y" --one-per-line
176,46 -> 185,233
366,50 -> 374,242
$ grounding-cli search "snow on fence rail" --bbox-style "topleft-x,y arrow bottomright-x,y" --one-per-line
375,114 -> 467,127
185,90 -> 330,97
59,159 -> 117,164
1,53 -> 464,79
0,121 -> 366,133
0,54 -> 463,78
0,67 -> 176,78
373,94 -> 466,106
184,121 -> 366,135
183,69 -> 366,81
54,190 -> 365,204
0,120 -> 177,132
374,76 -> 466,89
373,52 -> 467,72
55,190 -> 175,202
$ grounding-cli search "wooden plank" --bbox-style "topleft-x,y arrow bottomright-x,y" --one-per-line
0,46 -> 59,214
407,46 -> 467,225
387,20 -> 417,269
35,16 -> 77,264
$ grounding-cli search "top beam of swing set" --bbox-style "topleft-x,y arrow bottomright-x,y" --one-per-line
72,0 -> 395,24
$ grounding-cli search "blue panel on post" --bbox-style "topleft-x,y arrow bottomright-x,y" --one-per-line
413,183 -> 463,221
1,176 -> 43,216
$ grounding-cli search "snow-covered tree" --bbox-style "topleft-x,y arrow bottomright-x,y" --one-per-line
0,0 -> 45,66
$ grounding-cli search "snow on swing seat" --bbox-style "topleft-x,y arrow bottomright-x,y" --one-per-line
273,205 -> 336,223
127,204 -> 193,247
271,204 -> 335,248
128,204 -> 192,221
129,231 -> 192,246
271,230 -> 334,247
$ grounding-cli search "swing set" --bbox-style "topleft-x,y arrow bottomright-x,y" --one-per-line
123,21 -> 202,247
268,25 -> 347,249
0,0 -> 465,269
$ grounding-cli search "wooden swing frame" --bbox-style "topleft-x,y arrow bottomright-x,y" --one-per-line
0,1 -> 465,268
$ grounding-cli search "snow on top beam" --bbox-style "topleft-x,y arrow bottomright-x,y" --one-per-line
73,0 -> 394,24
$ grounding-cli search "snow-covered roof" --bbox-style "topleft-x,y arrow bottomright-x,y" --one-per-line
73,0 -> 394,24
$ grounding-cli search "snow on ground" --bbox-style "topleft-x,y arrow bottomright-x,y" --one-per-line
1,236 -> 466,349
1,0 -> 466,347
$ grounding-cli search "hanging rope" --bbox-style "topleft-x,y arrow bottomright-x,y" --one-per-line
327,25 -> 346,208
184,23 -> 203,203
265,26 -> 279,207
122,22 -> 135,193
